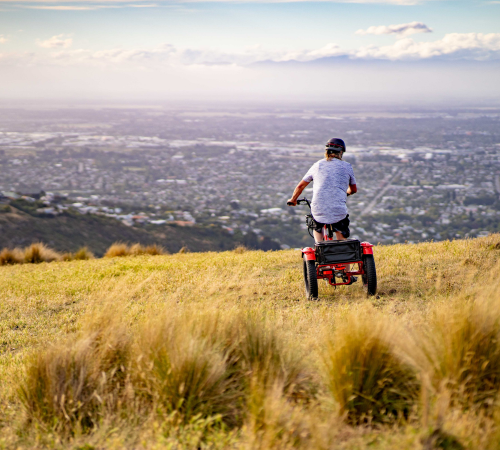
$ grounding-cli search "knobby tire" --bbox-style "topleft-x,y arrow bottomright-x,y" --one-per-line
362,254 -> 377,296
303,255 -> 319,300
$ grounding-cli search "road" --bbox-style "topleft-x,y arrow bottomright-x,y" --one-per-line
360,167 -> 405,217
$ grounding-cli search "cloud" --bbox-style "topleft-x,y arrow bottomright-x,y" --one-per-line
1,32 -> 499,71
29,5 -> 111,9
36,34 -> 73,48
0,35 -> 7,44
0,0 -> 423,4
356,21 -> 432,37
353,33 -> 500,60
23,3 -> 157,9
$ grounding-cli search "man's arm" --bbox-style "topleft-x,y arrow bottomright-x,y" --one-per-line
347,184 -> 357,196
287,180 -> 310,206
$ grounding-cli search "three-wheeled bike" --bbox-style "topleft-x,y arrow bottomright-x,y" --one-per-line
290,198 -> 377,300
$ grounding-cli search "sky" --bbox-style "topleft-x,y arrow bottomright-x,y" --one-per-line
1,0 -> 500,105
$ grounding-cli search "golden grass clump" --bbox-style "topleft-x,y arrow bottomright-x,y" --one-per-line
143,244 -> 166,255
234,245 -> 247,254
138,317 -> 241,426
421,289 -> 500,409
104,242 -> 129,258
231,318 -> 312,401
23,243 -> 61,264
129,243 -> 165,256
0,247 -> 24,265
61,246 -> 95,261
244,382 -> 312,450
19,319 -> 132,435
321,308 -> 419,424
72,246 -> 95,260
105,242 -> 165,258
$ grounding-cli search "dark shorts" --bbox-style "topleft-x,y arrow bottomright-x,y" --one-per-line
313,214 -> 350,238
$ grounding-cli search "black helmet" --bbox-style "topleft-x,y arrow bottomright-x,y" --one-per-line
325,138 -> 346,153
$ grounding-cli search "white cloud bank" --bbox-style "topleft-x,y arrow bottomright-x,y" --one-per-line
0,0 -> 422,4
1,31 -> 498,73
354,33 -> 500,60
13,32 -> 499,68
0,35 -> 7,44
36,34 -> 73,49
356,21 -> 432,37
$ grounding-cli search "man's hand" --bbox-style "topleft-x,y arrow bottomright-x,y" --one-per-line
287,180 -> 310,207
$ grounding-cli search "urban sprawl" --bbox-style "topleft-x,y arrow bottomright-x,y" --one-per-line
0,107 -> 499,248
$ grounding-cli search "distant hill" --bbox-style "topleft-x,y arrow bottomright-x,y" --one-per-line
0,206 -> 280,255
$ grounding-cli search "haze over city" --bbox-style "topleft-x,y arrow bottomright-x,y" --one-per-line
1,0 -> 499,103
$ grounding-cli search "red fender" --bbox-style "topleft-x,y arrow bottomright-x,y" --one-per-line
361,242 -> 374,255
301,247 -> 316,261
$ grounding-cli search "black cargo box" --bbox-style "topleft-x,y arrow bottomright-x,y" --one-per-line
315,239 -> 362,264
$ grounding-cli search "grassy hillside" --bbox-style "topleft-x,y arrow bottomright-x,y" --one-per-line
1,235 -> 500,449
0,206 -> 276,256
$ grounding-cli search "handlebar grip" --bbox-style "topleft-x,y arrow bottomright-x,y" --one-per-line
286,201 -> 294,206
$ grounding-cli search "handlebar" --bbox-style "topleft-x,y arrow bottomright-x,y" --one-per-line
287,197 -> 311,208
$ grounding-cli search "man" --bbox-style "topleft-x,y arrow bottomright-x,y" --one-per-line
287,137 -> 357,243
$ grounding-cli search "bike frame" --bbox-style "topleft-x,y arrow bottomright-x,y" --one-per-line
298,198 -> 374,287
303,241 -> 373,286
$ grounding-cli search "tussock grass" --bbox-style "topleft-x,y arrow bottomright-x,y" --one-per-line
244,382 -> 312,450
19,315 -> 132,435
0,247 -> 24,265
136,313 -> 242,426
23,242 -> 61,263
321,308 -> 420,424
419,275 -> 500,409
1,235 -> 500,449
105,242 -> 166,258
104,242 -> 129,258
62,246 -> 95,261
1,243 -> 62,265
72,246 -> 95,260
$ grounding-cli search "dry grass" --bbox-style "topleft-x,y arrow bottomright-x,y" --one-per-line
417,274 -> 500,410
104,242 -> 129,258
72,246 -> 95,260
19,322 -> 132,435
321,308 -> 420,424
62,246 -> 95,261
23,243 -> 61,263
105,242 -> 166,258
0,247 -> 24,265
1,234 -> 500,449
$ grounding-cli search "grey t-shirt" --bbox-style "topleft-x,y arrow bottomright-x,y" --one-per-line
302,158 -> 356,224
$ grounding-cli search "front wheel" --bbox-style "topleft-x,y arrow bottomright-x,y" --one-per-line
303,255 -> 318,300
362,254 -> 377,296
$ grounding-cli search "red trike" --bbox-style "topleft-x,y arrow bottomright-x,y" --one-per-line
294,198 -> 377,300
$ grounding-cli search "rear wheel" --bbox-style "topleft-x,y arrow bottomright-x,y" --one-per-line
303,255 -> 318,300
362,254 -> 377,296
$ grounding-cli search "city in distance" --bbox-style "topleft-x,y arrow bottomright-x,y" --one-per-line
0,104 -> 499,253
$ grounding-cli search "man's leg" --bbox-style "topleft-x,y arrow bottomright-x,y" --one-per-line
314,230 -> 323,243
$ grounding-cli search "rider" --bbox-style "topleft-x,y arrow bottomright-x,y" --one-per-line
287,137 -> 357,244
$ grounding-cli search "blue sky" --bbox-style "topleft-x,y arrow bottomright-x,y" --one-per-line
1,0 -> 499,103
